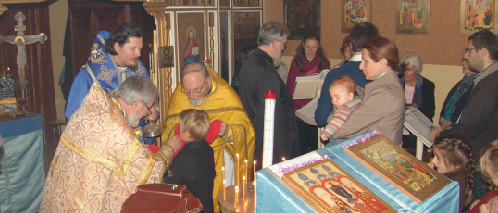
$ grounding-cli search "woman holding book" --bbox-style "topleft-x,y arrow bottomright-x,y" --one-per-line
399,52 -> 435,150
287,32 -> 330,154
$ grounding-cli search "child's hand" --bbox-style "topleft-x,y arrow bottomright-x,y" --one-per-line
469,199 -> 480,210
320,134 -> 329,141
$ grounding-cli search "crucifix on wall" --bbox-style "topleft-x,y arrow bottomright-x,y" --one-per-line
0,12 -> 47,91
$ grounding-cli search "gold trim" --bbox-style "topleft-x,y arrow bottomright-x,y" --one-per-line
138,154 -> 157,185
60,133 -> 143,178
60,133 -> 125,177
165,107 -> 246,120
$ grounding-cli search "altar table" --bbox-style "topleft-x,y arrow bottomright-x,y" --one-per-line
0,113 -> 45,212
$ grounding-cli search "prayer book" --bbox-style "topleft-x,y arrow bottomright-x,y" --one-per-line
404,109 -> 435,147
293,69 -> 330,99
295,97 -> 318,125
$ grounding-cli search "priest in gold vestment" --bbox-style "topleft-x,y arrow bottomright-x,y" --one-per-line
162,62 -> 255,212
40,74 -> 180,212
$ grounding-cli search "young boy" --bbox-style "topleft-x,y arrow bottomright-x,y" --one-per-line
320,76 -> 362,141
163,109 -> 216,213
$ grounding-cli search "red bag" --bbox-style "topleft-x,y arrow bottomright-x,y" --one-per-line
121,184 -> 203,213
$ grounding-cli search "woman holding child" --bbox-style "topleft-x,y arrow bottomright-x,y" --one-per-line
330,37 -> 405,145
287,33 -> 330,154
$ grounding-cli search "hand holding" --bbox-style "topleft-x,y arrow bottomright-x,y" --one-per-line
145,106 -> 158,121
320,134 -> 329,142
440,119 -> 452,129
166,135 -> 182,153
429,127 -> 443,142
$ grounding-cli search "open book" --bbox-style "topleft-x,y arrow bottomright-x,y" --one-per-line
404,109 -> 435,147
293,69 -> 330,99
295,98 -> 318,125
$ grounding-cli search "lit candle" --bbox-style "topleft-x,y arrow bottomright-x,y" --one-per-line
222,167 -> 226,200
281,157 -> 286,161
244,159 -> 248,180
223,180 -> 226,200
222,166 -> 225,184
243,176 -> 246,205
253,160 -> 256,182
235,185 -> 239,208
236,153 -> 240,186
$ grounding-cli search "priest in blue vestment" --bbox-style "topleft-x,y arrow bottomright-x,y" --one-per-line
65,23 -> 155,144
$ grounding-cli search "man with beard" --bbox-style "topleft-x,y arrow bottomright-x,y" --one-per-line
162,62 -> 255,212
65,23 -> 157,143
239,21 -> 301,170
41,76 -> 181,212
430,30 -> 498,200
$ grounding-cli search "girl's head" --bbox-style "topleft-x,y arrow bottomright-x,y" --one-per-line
432,135 -> 475,188
480,140 -> 498,186
359,37 -> 405,80
329,76 -> 356,108
340,35 -> 352,61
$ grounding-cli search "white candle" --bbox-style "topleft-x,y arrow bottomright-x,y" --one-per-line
263,91 -> 276,169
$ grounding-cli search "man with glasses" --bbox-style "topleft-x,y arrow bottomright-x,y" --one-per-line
65,23 -> 157,144
162,62 -> 255,212
239,21 -> 301,170
41,76 -> 181,212
430,30 -> 498,200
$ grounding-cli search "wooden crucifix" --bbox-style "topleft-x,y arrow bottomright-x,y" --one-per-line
0,12 -> 47,91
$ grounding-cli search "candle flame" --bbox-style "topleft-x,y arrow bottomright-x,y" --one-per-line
236,153 -> 239,158
243,176 -> 246,181
282,157 -> 286,161
254,160 -> 256,164
222,167 -> 224,171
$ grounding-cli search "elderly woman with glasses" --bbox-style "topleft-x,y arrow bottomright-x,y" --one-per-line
399,52 -> 435,150
286,32 -> 330,154
439,59 -> 478,129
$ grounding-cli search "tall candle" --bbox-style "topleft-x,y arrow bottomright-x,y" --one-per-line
244,159 -> 248,180
236,153 -> 240,186
222,167 -> 226,200
223,180 -> 226,200
253,160 -> 256,182
243,176 -> 246,203
235,185 -> 239,208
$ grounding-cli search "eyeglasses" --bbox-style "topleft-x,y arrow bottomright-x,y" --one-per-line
275,39 -> 287,50
182,81 -> 206,95
143,101 -> 154,116
464,48 -> 476,53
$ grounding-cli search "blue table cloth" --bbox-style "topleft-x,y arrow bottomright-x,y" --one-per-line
0,114 -> 45,213
256,132 -> 459,213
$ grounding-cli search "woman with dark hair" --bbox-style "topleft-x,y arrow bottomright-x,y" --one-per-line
333,35 -> 353,69
287,33 -> 330,154
329,37 -> 405,145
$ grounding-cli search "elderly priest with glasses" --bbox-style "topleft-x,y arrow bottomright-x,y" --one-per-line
162,62 -> 255,212
40,76 -> 181,212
